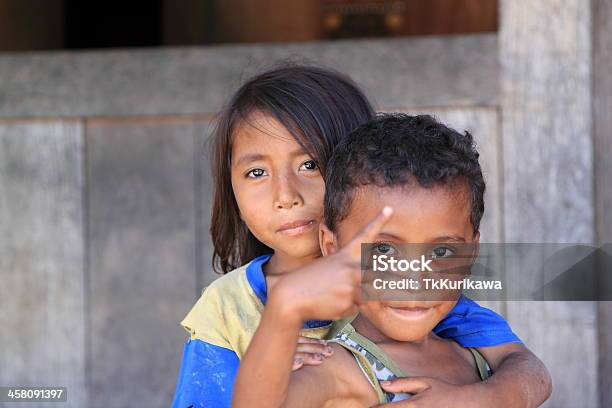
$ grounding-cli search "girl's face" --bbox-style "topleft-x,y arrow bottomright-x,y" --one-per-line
230,113 -> 325,262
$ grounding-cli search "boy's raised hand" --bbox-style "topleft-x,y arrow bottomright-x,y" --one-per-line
269,207 -> 394,324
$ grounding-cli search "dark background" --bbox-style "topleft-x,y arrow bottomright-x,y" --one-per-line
0,0 -> 497,51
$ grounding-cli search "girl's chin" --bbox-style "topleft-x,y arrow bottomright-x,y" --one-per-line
274,242 -> 321,260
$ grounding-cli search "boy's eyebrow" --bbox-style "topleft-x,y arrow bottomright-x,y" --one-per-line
432,236 -> 466,243
377,232 -> 403,241
376,233 -> 467,243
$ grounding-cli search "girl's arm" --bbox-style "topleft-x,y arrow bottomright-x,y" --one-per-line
378,344 -> 551,408
171,339 -> 239,408
390,296 -> 551,407
472,342 -> 552,407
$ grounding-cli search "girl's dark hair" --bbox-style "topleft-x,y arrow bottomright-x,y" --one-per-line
210,64 -> 375,274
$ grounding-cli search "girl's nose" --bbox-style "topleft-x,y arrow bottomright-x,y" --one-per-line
274,174 -> 304,209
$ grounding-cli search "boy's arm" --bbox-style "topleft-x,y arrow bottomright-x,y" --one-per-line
231,295 -> 351,408
233,209 -> 392,407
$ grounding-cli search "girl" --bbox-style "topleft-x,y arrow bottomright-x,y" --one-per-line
171,65 -> 550,408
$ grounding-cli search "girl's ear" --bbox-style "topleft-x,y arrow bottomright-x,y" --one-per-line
319,222 -> 339,256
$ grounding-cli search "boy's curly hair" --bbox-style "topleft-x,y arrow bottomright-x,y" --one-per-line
324,113 -> 485,233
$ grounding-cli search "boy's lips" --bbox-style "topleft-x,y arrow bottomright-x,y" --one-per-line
384,304 -> 434,319
276,219 -> 316,236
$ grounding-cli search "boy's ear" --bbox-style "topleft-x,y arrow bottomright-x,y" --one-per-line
319,222 -> 339,256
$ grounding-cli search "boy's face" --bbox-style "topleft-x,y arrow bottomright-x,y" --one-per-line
321,182 -> 479,342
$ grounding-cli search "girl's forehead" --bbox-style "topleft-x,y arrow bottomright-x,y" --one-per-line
232,114 -> 302,155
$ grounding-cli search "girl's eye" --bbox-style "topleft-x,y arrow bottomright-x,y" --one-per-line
374,242 -> 396,255
299,160 -> 319,171
431,246 -> 455,259
246,168 -> 267,178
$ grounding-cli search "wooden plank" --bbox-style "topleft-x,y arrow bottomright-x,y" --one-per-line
0,34 -> 498,118
0,120 -> 86,407
86,118 -> 204,407
0,0 -> 63,52
593,0 -> 612,406
400,0 -> 498,36
500,1 -> 597,406
215,0 -> 323,43
195,122 -> 217,291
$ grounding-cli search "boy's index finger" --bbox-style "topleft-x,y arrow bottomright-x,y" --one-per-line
348,206 -> 393,258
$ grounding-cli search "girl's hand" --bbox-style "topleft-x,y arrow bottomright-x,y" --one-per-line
375,377 -> 480,407
269,207 -> 394,324
291,336 -> 334,370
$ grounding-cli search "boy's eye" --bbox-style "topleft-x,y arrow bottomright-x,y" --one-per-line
374,242 -> 396,255
431,246 -> 455,259
299,160 -> 318,171
246,168 -> 267,178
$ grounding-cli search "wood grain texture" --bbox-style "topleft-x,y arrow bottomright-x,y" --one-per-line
400,0 -> 498,35
593,0 -> 612,405
0,120 -> 86,407
0,0 -> 63,52
85,118 -> 205,407
0,34 -> 498,118
500,1 -> 597,406
195,122 -> 216,292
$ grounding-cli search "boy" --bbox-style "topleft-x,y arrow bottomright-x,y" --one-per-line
233,114 -> 552,407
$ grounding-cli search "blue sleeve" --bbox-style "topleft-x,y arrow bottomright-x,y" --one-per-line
433,295 -> 523,347
171,339 -> 239,408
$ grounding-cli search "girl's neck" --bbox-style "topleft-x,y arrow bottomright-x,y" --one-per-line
263,251 -> 320,277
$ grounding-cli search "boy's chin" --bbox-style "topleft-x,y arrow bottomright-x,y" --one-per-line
377,325 -> 433,343
363,308 -> 439,342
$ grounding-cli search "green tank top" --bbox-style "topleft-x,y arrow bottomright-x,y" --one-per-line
327,321 -> 492,404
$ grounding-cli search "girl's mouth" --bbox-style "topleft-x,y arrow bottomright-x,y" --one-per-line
277,219 -> 316,236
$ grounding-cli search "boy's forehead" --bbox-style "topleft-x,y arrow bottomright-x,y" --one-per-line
340,183 -> 472,240
352,183 -> 468,210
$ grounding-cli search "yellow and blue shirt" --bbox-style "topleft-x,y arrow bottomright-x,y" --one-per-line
171,254 -> 521,408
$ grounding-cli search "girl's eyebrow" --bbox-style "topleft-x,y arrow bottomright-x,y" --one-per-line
234,148 -> 308,167
235,153 -> 267,167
